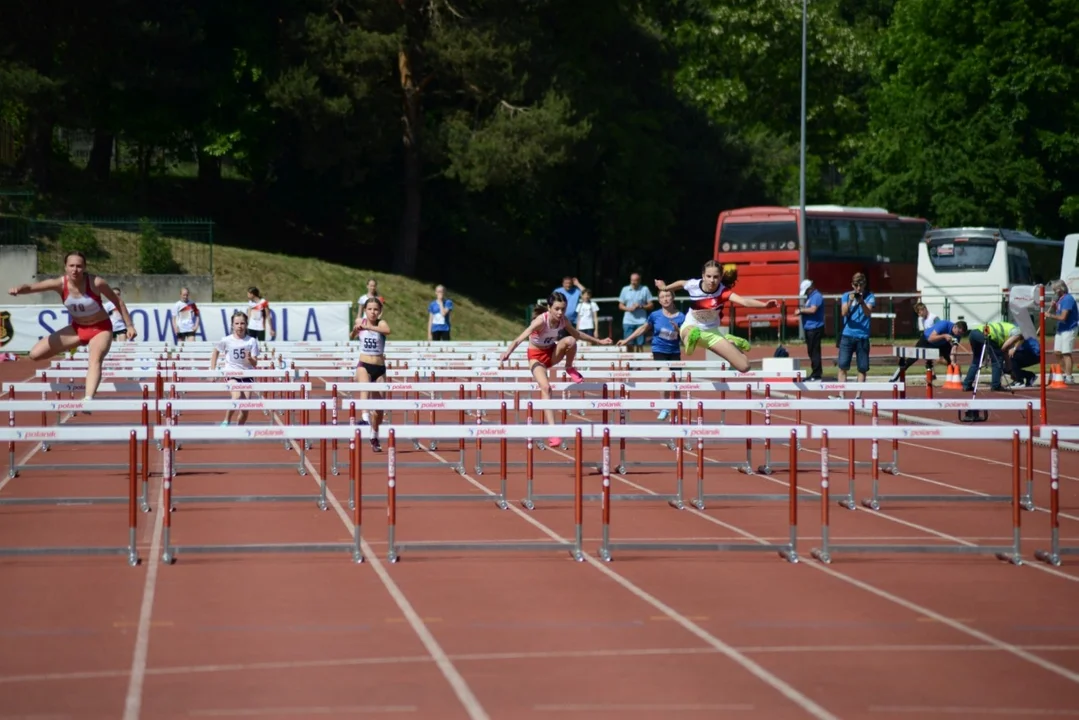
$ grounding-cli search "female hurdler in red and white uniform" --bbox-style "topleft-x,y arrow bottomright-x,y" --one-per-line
501,291 -> 611,448
8,250 -> 136,400
655,261 -> 777,372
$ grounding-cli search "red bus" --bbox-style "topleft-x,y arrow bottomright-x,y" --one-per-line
713,204 -> 930,330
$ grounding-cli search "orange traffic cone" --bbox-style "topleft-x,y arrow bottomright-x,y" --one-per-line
943,363 -> 963,390
1050,364 -> 1067,389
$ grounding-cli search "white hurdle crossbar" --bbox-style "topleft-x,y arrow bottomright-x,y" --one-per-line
0,426 -> 146,565
810,426 -> 1028,565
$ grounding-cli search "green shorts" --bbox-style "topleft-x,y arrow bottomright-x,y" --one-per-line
683,326 -> 751,355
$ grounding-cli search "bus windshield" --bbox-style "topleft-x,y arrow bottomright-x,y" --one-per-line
927,238 -> 997,271
718,221 -> 798,253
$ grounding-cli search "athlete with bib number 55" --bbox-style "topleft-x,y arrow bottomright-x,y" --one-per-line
8,250 -> 136,402
351,297 -> 391,452
209,311 -> 260,426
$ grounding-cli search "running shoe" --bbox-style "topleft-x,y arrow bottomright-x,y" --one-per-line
567,367 -> 585,383
723,334 -> 751,352
548,437 -> 562,448
370,438 -> 382,453
657,409 -> 670,421
684,327 -> 702,355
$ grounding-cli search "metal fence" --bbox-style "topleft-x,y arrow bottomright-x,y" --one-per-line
0,215 -> 214,276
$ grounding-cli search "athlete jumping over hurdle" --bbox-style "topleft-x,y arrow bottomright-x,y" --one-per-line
209,311 -> 260,426
501,291 -> 611,448
654,261 -> 777,372
351,297 -> 391,453
8,250 -> 136,402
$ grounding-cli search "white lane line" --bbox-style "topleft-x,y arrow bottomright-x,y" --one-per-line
276,420 -> 490,720
419,448 -> 841,720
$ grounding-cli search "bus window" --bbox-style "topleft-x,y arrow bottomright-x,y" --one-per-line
832,220 -> 858,257
717,221 -> 798,253
927,238 -> 997,271
1008,248 -> 1033,285
884,221 -> 924,263
858,221 -> 885,258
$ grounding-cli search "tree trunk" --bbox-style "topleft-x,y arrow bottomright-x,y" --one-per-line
86,128 -> 114,182
392,6 -> 424,277
23,111 -> 54,191
197,148 -> 222,185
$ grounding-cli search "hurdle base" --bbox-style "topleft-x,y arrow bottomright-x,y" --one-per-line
1035,548 -> 1079,566
691,492 -> 827,510
860,493 -> 1012,511
0,546 -> 139,566
161,542 -> 359,565
171,494 -> 324,506
598,541 -> 798,562
388,540 -> 580,561
811,543 -> 1022,562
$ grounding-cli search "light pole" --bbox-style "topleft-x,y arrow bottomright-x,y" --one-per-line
797,0 -> 808,341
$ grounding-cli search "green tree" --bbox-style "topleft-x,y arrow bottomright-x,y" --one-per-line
843,0 -> 1079,235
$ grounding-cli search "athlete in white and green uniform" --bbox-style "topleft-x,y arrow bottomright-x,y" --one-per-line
654,261 -> 778,372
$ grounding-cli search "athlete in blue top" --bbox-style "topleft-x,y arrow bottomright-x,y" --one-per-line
619,287 -> 685,420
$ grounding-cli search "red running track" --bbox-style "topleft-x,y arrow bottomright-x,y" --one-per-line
2,359 -> 1079,719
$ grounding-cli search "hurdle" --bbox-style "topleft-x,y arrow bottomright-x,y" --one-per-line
1034,427 -> 1079,566
384,425 -> 588,562
856,400 -> 1037,511
160,398 -> 334,509
156,426 -> 363,564
0,426 -> 145,565
597,424 -> 809,562
891,346 -> 939,397
1,398 -> 153,512
809,425 -> 1029,564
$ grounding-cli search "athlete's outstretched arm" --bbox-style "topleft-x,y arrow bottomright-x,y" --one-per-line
564,322 -> 612,346
94,277 -> 137,340
653,279 -> 687,293
501,317 -> 545,361
618,322 -> 653,346
8,277 -> 62,297
728,293 -> 778,309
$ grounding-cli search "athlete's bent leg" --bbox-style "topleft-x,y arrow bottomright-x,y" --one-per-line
84,330 -> 113,400
28,327 -> 81,362
552,337 -> 583,382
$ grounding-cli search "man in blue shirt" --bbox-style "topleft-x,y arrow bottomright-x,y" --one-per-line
1049,280 -> 1076,384
895,316 -> 968,380
797,278 -> 824,381
1001,327 -> 1041,387
618,272 -> 654,353
552,277 -> 584,329
836,273 -> 876,397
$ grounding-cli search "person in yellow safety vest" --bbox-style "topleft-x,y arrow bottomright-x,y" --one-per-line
963,321 -> 1013,391
999,326 -> 1041,387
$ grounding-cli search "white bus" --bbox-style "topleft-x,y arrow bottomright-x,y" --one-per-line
1062,233 -> 1079,292
917,227 -> 1063,327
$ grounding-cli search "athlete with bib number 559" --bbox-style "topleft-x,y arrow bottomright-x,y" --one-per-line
8,250 -> 136,402
351,297 -> 391,452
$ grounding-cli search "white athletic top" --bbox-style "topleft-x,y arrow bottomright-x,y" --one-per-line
174,300 -> 199,332
357,323 -> 386,356
682,278 -> 732,330
576,301 -> 599,331
247,298 -> 269,331
61,276 -> 105,322
216,334 -> 260,371
529,312 -> 565,348
103,300 -> 126,332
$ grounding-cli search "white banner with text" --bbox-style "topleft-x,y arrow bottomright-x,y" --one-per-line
0,302 -> 351,352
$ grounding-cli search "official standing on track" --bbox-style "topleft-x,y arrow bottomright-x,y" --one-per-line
797,278 -> 824,381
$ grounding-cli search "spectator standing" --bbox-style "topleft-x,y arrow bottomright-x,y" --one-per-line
797,279 -> 824,380
358,278 -> 386,308
427,285 -> 454,341
172,287 -> 201,343
246,286 -> 276,342
1049,280 -> 1076,384
618,272 -> 653,353
104,286 -> 129,341
575,289 -> 600,339
835,272 -> 875,399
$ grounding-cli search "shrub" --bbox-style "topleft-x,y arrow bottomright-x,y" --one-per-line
137,218 -> 182,274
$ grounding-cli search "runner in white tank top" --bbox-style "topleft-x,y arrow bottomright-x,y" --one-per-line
351,297 -> 392,452
654,261 -> 778,372
209,311 -> 261,426
501,291 -> 611,448
7,250 -> 135,402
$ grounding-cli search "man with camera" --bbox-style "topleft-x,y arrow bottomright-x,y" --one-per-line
835,272 -> 875,399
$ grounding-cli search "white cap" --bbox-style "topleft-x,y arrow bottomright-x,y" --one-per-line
799,279 -> 813,295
